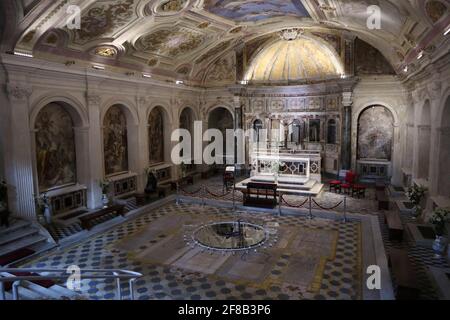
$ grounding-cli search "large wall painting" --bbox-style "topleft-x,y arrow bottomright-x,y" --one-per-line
104,105 -> 129,176
357,106 -> 394,161
35,103 -> 76,191
355,38 -> 395,75
204,0 -> 310,22
149,108 -> 165,165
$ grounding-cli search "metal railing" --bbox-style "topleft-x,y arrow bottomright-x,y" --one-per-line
0,268 -> 143,300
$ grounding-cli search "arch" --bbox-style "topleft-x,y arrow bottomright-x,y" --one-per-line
437,95 -> 450,196
208,107 -> 234,164
103,105 -> 130,176
205,104 -> 235,122
357,105 -> 395,161
178,106 -> 198,122
417,100 -> 432,179
148,106 -> 166,165
34,102 -> 78,192
30,94 -> 88,128
101,98 -> 138,126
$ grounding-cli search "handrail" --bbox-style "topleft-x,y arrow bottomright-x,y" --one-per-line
0,268 -> 143,301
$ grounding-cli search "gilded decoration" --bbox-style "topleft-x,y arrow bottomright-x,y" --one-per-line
35,103 -> 76,191
138,27 -> 205,58
425,1 -> 448,23
74,0 -> 136,43
157,0 -> 188,13
244,37 -> 340,82
103,106 -> 129,176
95,46 -> 118,57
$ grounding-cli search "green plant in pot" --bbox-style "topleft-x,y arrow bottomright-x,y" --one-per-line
35,193 -> 51,225
429,208 -> 449,256
99,179 -> 111,208
405,184 -> 427,219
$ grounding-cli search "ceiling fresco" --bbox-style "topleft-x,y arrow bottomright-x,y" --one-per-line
5,0 -> 450,83
203,0 -> 311,22
136,27 -> 206,58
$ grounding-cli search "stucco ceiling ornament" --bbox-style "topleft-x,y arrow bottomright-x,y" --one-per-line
94,46 -> 118,58
279,28 -> 304,41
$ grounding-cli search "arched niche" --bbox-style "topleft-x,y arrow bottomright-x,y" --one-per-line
148,106 -> 166,165
207,107 -> 234,164
103,105 -> 130,176
357,105 -> 394,161
437,95 -> 450,196
417,101 -> 431,180
34,102 -> 80,191
179,107 -> 195,163
327,119 -> 337,144
404,104 -> 415,170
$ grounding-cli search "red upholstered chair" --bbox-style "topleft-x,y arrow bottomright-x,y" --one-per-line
329,180 -> 342,193
341,171 -> 356,195
352,184 -> 367,198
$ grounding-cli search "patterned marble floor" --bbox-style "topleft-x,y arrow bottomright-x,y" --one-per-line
22,202 -> 363,300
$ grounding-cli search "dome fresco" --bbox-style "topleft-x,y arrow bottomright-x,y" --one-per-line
244,37 -> 343,83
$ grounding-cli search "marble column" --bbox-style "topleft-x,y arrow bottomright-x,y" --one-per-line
341,92 -> 353,170
6,84 -> 36,219
234,97 -> 244,171
86,94 -> 103,209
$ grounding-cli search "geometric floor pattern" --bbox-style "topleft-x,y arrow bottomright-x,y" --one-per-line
22,202 -> 363,300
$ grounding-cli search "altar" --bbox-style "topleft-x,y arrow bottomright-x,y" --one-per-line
236,149 -> 324,196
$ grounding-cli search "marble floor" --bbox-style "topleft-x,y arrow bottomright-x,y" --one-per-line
22,202 -> 365,300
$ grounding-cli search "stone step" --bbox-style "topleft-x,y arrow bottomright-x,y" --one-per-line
0,220 -> 32,237
12,285 -> 42,300
0,234 -> 48,257
0,227 -> 39,246
25,283 -> 66,300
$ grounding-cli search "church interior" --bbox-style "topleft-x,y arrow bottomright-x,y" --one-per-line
0,0 -> 449,301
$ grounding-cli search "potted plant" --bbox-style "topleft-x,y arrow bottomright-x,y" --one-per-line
405,184 -> 427,219
99,179 -> 111,208
0,180 -> 10,227
429,208 -> 449,256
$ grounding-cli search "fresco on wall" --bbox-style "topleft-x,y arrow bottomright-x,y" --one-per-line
358,106 -> 394,161
35,103 -> 76,191
149,108 -> 165,164
104,106 -> 129,176
204,0 -> 310,22
355,38 -> 395,75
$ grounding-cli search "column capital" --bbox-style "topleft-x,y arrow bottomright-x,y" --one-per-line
341,91 -> 353,107
7,83 -> 32,101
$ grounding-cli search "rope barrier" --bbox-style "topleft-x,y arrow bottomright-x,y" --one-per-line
280,195 -> 309,208
312,199 -> 343,211
205,187 -> 231,198
179,186 -> 203,196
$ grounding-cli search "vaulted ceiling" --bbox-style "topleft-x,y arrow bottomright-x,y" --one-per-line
1,0 -> 449,85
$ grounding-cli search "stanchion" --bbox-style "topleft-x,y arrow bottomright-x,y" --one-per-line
278,193 -> 282,216
232,184 -> 236,210
308,196 -> 314,220
176,182 -> 180,205
201,185 -> 206,207
342,196 -> 348,223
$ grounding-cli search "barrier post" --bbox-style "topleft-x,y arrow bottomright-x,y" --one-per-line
342,196 -> 348,223
278,193 -> 282,217
232,184 -> 236,210
176,182 -> 180,205
202,185 -> 205,207
308,196 -> 314,220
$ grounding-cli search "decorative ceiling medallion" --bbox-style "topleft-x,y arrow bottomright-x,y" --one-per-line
425,0 -> 447,23
95,47 -> 118,58
155,0 -> 189,15
279,28 -> 304,41
229,26 -> 244,34
197,22 -> 211,29
147,58 -> 159,67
